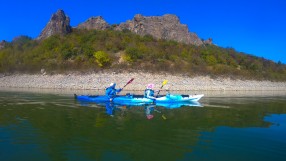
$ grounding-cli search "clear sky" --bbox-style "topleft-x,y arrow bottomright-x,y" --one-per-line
0,0 -> 285,63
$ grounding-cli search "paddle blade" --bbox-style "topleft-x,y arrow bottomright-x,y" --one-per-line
123,78 -> 135,88
162,80 -> 168,86
159,80 -> 168,89
157,80 -> 168,96
128,78 -> 135,84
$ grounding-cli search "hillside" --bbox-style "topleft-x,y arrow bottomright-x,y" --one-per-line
0,29 -> 285,81
0,9 -> 285,81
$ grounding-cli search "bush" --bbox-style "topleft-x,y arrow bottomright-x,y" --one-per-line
93,51 -> 111,67
124,47 -> 143,62
206,55 -> 217,66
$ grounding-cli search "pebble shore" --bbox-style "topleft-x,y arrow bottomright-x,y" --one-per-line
1,72 -> 286,91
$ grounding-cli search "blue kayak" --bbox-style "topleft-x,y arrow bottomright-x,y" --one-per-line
75,94 -> 153,104
74,93 -> 204,104
156,94 -> 204,103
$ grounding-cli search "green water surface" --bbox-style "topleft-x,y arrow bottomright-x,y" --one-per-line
0,91 -> 285,161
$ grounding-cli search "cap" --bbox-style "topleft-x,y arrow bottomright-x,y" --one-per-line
110,83 -> 116,87
147,83 -> 154,89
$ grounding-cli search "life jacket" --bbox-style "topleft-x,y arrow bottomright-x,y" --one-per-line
144,89 -> 154,98
105,87 -> 116,98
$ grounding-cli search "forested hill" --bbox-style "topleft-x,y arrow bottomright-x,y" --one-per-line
0,29 -> 285,81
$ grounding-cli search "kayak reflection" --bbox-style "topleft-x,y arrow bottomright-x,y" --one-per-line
156,101 -> 203,108
103,102 -> 172,120
113,101 -> 203,109
77,99 -> 203,109
76,98 -> 203,118
104,101 -> 158,119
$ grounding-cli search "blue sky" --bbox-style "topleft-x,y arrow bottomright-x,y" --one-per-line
0,0 -> 285,63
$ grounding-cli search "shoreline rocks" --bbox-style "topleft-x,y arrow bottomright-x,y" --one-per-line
0,72 -> 286,91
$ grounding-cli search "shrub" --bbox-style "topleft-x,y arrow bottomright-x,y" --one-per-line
125,47 -> 143,62
206,55 -> 217,66
93,51 -> 111,67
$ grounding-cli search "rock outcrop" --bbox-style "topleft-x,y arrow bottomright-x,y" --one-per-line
0,40 -> 7,49
115,14 -> 204,45
77,16 -> 110,30
37,9 -> 72,40
203,38 -> 213,45
37,10 -> 212,46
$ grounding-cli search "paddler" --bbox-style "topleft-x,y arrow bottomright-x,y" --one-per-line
144,83 -> 157,100
105,83 -> 122,101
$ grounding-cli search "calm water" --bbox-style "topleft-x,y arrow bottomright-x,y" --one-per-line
0,90 -> 286,161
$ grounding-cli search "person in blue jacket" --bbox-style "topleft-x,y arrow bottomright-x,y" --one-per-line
144,83 -> 157,100
105,83 -> 122,101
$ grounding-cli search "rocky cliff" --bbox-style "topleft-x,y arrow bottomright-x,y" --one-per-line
115,14 -> 204,45
77,16 -> 110,30
37,10 -> 72,40
35,10 -> 210,46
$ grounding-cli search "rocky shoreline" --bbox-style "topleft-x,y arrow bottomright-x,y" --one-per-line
1,72 -> 286,91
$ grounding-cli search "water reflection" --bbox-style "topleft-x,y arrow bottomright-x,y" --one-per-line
77,99 -> 203,119
105,102 -> 115,116
145,104 -> 155,120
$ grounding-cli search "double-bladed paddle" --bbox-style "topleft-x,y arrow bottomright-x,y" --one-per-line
156,80 -> 168,97
119,78 -> 134,93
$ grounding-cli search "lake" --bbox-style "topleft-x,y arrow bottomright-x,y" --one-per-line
0,90 -> 286,161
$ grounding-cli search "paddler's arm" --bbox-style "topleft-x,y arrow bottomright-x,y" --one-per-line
146,90 -> 157,100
